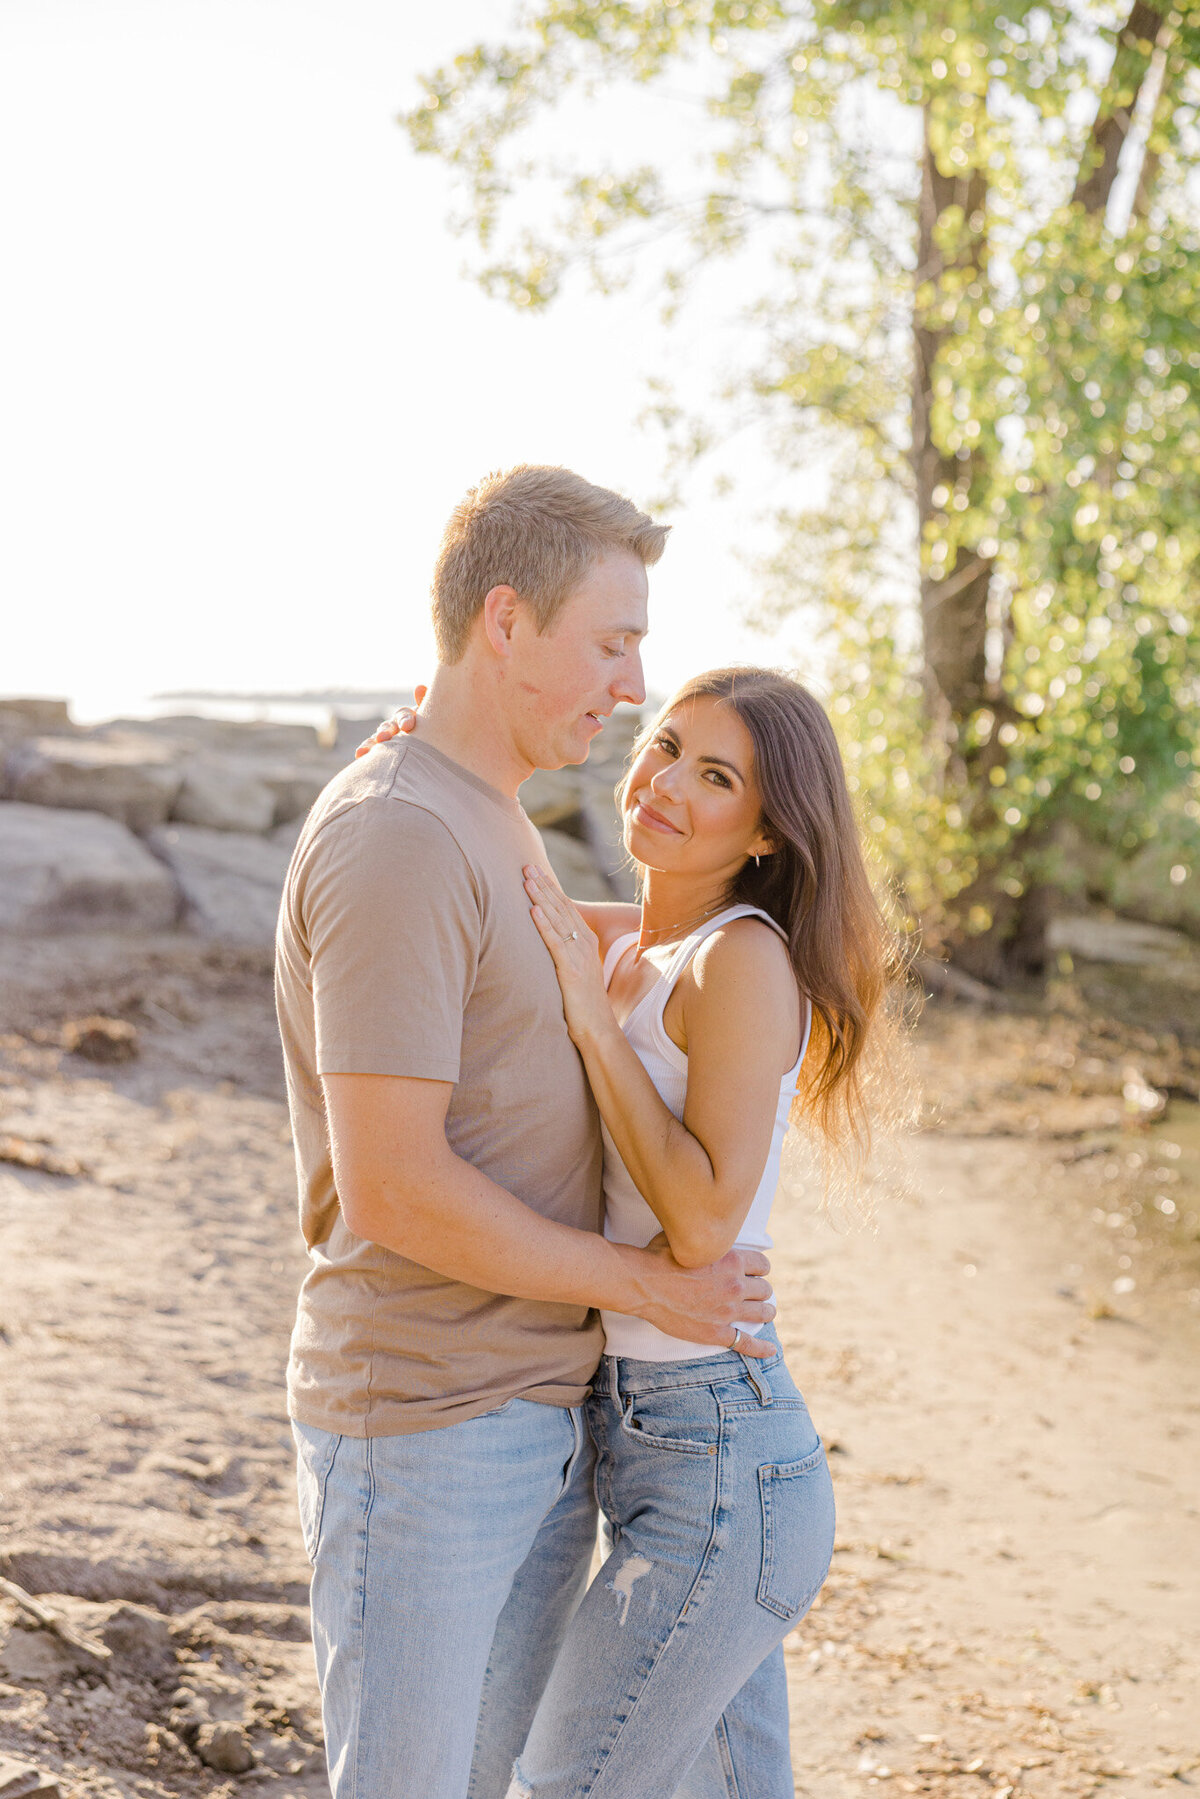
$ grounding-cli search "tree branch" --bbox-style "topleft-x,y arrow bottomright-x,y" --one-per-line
1071,0 -> 1167,214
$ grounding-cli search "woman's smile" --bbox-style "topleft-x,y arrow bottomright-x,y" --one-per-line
631,798 -> 683,836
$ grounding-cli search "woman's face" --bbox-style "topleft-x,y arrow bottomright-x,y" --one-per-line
622,693 -> 772,880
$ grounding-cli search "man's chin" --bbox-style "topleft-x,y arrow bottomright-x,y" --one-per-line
549,728 -> 599,769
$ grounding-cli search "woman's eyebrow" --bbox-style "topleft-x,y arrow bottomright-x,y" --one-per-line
699,754 -> 744,780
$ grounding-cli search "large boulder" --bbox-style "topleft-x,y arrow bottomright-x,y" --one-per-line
519,767 -> 587,830
172,761 -> 277,834
167,757 -> 335,832
538,826 -> 618,903
150,824 -> 292,947
258,762 -> 337,825
111,714 -> 328,755
0,803 -> 180,932
0,698 -> 74,742
587,706 -> 642,776
579,790 -> 636,901
3,733 -> 183,833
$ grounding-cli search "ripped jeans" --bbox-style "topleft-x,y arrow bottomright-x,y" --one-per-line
510,1336 -> 835,1799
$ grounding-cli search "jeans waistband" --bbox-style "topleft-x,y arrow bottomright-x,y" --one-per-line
603,1325 -> 782,1405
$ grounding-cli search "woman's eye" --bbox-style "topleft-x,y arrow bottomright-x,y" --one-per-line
653,735 -> 679,755
705,770 -> 732,789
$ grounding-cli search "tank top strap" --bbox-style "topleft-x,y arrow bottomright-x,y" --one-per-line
660,903 -> 788,983
646,904 -> 794,1054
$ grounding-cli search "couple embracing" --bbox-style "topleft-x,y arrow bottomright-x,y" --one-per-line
275,465 -> 896,1798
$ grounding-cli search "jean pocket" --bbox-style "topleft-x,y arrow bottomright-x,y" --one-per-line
757,1445 -> 835,1620
292,1421 -> 341,1566
620,1391 -> 719,1456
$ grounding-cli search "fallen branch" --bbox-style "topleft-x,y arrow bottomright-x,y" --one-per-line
915,955 -> 1004,1008
0,1575 -> 111,1667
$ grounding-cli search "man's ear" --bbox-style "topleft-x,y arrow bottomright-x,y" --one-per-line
482,585 -> 522,658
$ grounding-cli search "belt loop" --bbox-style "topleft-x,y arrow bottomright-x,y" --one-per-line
739,1351 -> 772,1406
608,1356 -> 621,1408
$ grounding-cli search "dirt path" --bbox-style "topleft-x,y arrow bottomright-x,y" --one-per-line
778,1126 -> 1199,1796
0,946 -> 1197,1798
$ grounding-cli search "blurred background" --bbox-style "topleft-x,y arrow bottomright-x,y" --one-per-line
1,5 -> 1198,1797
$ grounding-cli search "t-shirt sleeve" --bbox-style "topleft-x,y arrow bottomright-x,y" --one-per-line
299,798 -> 480,1081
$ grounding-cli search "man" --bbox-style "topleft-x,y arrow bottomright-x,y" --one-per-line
275,466 -> 774,1798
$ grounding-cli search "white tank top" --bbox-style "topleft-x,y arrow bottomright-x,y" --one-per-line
599,904 -> 811,1362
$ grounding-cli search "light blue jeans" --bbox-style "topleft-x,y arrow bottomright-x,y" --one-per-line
295,1343 -> 832,1799
294,1399 -> 598,1799
510,1336 -> 836,1798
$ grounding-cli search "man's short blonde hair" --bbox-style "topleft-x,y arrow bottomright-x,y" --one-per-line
431,465 -> 670,664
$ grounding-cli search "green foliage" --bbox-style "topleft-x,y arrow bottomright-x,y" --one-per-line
405,1 -> 1200,953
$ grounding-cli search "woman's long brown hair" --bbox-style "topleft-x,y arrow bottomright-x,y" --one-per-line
623,666 -> 914,1197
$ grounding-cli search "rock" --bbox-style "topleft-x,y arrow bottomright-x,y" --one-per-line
587,706 -> 642,775
0,1754 -> 58,1799
0,698 -> 73,741
259,763 -> 335,826
172,762 -> 277,834
519,767 -> 586,829
1046,913 -> 1193,967
0,1626 -> 79,1685
3,733 -> 182,833
61,1016 -> 139,1064
150,825 -> 292,947
1110,836 -> 1200,936
176,1600 -> 312,1643
90,1601 -> 175,1678
539,826 -> 619,903
167,1687 -> 212,1735
111,714 -> 325,756
194,1721 -> 254,1775
269,818 -> 304,854
0,804 -> 180,932
579,789 -> 637,902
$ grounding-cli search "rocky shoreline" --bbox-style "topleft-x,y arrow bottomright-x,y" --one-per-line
0,699 -> 640,950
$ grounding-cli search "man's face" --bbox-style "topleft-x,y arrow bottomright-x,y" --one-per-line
505,549 -> 649,770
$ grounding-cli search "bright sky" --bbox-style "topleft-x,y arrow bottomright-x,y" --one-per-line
1,0 -> 811,723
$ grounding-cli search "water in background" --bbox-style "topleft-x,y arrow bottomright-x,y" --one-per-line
60,686 -> 418,733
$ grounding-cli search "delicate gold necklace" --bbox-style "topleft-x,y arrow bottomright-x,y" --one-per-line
635,897 -> 731,953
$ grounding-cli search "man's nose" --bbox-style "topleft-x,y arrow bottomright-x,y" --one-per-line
613,646 -> 646,708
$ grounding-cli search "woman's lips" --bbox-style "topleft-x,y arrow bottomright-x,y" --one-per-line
632,799 -> 682,835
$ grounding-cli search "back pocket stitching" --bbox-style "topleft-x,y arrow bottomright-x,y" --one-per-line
757,1448 -> 827,1619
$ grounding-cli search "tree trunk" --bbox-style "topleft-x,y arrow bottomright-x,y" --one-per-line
937,2 -> 1166,981
911,109 -> 992,754
1072,1 -> 1167,213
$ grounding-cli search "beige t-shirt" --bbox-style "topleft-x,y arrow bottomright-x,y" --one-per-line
275,735 -> 604,1437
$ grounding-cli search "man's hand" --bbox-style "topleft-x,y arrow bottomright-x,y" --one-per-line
620,1234 -> 776,1358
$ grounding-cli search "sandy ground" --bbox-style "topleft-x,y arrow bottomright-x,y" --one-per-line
0,935 -> 1197,1799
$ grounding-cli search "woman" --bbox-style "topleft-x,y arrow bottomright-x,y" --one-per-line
363,666 -> 901,1799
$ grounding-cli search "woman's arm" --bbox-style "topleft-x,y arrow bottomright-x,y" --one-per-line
525,868 -> 801,1268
